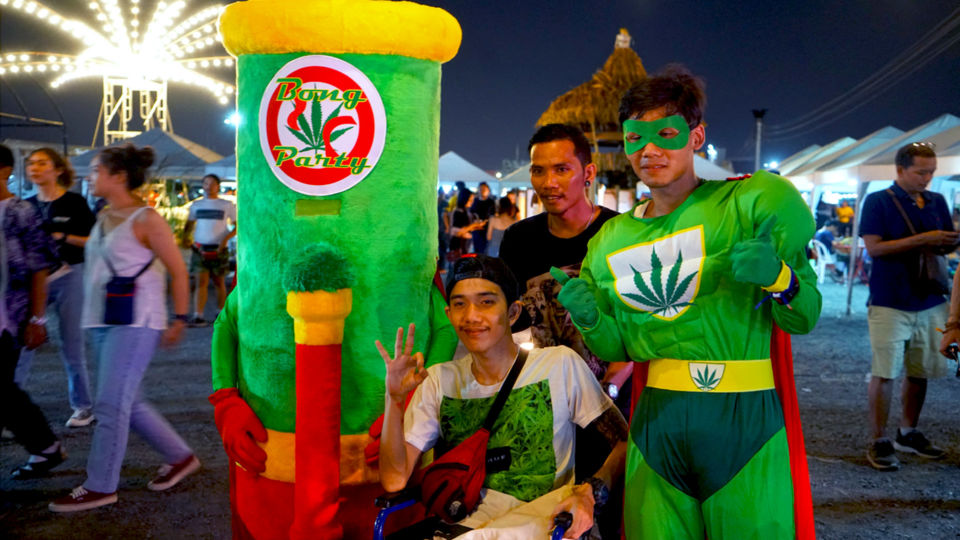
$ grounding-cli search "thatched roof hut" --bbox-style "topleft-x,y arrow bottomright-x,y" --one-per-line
537,29 -> 647,174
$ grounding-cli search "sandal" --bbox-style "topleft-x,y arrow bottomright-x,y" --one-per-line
11,446 -> 67,479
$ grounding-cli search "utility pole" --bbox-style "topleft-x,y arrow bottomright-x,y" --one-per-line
752,109 -> 767,172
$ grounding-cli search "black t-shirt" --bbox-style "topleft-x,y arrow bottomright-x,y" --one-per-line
27,191 -> 96,265
498,207 -> 618,379
471,197 -> 496,221
499,207 -> 618,286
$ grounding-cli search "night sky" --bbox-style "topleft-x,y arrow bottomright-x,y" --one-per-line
2,0 -> 958,174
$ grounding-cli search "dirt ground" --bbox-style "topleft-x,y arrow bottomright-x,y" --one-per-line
2,280 -> 959,539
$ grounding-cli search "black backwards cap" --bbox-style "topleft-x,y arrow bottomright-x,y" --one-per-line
445,255 -> 520,305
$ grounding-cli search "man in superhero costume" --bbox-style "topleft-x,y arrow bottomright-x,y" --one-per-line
552,66 -> 820,538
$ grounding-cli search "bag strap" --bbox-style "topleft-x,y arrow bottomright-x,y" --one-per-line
97,207 -> 157,278
481,348 -> 529,432
97,220 -> 155,278
886,188 -> 918,236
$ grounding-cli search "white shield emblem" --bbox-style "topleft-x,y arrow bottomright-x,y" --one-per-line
689,362 -> 724,392
606,226 -> 704,320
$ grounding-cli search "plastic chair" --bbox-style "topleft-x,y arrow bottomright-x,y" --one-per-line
810,240 -> 834,284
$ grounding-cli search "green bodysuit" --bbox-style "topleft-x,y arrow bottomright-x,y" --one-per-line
577,171 -> 821,539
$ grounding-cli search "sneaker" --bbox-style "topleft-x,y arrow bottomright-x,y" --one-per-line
867,439 -> 900,471
49,486 -> 117,512
189,317 -> 208,328
147,455 -> 200,491
11,445 -> 67,479
894,430 -> 945,459
65,409 -> 95,428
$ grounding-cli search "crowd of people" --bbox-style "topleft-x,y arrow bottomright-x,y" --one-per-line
438,181 -> 520,263
2,64 -> 957,539
0,145 -> 231,512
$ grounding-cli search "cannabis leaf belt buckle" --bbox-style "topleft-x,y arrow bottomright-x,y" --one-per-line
688,362 -> 725,392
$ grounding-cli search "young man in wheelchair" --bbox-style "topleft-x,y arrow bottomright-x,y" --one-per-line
378,255 -> 627,538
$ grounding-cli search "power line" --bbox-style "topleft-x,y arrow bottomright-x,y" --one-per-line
767,7 -> 960,137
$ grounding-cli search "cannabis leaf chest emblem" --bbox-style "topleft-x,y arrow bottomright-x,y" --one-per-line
607,226 -> 704,320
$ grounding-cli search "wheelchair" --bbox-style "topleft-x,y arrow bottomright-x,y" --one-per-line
370,369 -> 630,539
372,486 -> 574,540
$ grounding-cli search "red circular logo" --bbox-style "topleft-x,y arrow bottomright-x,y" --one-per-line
259,55 -> 386,195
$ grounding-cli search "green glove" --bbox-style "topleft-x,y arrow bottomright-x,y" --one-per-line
550,267 -> 600,328
730,217 -> 782,287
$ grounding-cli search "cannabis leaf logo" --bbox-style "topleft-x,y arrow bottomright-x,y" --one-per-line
286,95 -> 354,155
622,247 -> 698,317
692,365 -> 722,391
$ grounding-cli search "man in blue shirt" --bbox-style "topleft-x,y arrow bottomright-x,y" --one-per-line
860,142 -> 954,470
814,219 -> 845,280
814,220 -> 839,254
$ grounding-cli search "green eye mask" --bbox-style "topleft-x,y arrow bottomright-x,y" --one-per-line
623,115 -> 691,153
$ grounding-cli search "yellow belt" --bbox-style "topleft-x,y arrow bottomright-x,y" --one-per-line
646,358 -> 775,393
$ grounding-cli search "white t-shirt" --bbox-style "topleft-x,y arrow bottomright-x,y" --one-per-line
187,197 -> 236,245
405,346 -> 612,503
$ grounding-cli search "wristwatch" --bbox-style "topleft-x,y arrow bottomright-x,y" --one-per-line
29,315 -> 48,326
584,476 -> 609,510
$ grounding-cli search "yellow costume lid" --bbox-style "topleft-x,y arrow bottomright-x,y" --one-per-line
219,0 -> 461,63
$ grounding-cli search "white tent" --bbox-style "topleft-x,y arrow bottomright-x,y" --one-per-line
438,151 -> 496,190
859,119 -> 960,181
785,114 -> 960,191
789,126 -> 903,191
779,137 -> 857,177
789,126 -> 905,205
779,113 -> 960,315
774,144 -> 821,177
71,129 -> 223,178
694,155 -> 735,179
205,154 -> 236,181
498,163 -> 532,190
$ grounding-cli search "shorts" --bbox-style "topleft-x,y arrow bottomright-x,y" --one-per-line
189,247 -> 230,276
867,303 -> 950,379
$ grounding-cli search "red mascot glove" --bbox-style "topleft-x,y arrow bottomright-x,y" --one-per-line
209,388 -> 268,474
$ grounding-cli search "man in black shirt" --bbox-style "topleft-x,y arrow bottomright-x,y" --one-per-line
499,124 -> 618,380
470,181 -> 496,255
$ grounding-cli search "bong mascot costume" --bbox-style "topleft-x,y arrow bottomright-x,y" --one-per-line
210,2 -> 461,538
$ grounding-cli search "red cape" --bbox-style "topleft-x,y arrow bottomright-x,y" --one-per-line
630,325 -> 815,539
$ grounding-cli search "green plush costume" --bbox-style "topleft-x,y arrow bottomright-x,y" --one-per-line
575,172 -> 821,539
211,2 -> 462,538
224,51 -> 458,435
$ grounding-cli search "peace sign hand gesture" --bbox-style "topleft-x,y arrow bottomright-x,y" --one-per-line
376,323 -> 427,405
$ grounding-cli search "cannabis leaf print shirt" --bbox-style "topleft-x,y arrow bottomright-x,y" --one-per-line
404,346 -> 613,503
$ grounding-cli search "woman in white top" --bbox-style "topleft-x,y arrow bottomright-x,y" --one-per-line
49,144 -> 197,513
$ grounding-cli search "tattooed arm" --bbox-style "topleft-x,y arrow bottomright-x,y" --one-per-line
552,406 -> 628,538
584,407 -> 629,489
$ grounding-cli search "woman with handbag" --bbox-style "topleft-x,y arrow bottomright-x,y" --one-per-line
49,144 -> 199,512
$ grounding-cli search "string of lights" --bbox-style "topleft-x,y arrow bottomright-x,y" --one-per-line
0,0 -> 236,144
